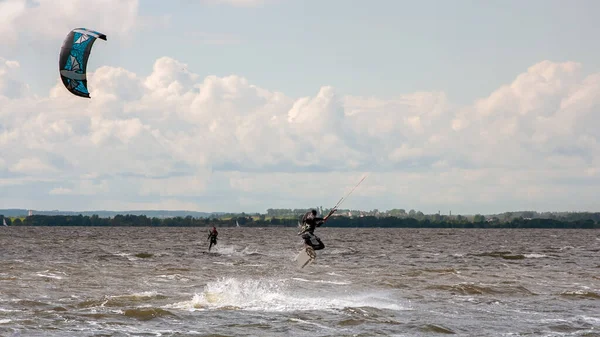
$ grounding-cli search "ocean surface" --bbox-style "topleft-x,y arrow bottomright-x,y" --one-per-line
0,227 -> 599,336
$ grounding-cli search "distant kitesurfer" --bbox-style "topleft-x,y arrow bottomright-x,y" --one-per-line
298,209 -> 329,251
208,227 -> 218,251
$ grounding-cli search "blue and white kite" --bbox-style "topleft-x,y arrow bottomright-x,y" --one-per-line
59,28 -> 107,98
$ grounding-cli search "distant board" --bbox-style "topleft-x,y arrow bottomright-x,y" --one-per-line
295,247 -> 316,268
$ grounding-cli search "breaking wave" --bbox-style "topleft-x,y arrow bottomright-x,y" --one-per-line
168,277 -> 408,312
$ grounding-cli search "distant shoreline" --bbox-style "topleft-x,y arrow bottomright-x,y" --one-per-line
1,213 -> 598,229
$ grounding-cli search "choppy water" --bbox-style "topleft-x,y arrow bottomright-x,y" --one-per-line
0,227 -> 599,336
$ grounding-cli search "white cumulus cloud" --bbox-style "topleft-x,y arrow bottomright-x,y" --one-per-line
0,56 -> 599,213
0,57 -> 29,98
0,0 -> 141,45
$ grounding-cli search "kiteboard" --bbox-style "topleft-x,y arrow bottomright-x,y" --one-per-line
295,246 -> 316,268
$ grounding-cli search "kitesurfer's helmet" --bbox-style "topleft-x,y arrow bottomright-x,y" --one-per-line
311,209 -> 317,215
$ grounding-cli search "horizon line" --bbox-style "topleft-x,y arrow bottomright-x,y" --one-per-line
2,208 -> 599,216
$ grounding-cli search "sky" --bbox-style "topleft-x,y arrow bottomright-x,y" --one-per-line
1,0 -> 600,214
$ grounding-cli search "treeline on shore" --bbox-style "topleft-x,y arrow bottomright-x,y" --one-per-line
1,214 -> 599,229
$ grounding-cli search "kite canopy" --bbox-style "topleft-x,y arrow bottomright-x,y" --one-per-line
58,28 -> 107,98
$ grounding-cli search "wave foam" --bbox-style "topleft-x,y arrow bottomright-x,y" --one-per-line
524,253 -> 547,258
208,245 -> 263,257
168,277 -> 407,313
291,277 -> 352,285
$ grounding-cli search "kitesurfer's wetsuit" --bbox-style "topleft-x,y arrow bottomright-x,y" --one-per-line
299,210 -> 325,250
208,227 -> 218,251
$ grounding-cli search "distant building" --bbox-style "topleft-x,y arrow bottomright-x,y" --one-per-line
28,210 -> 33,216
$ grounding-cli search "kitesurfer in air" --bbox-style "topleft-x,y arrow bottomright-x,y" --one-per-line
298,209 -> 330,251
208,227 -> 218,251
